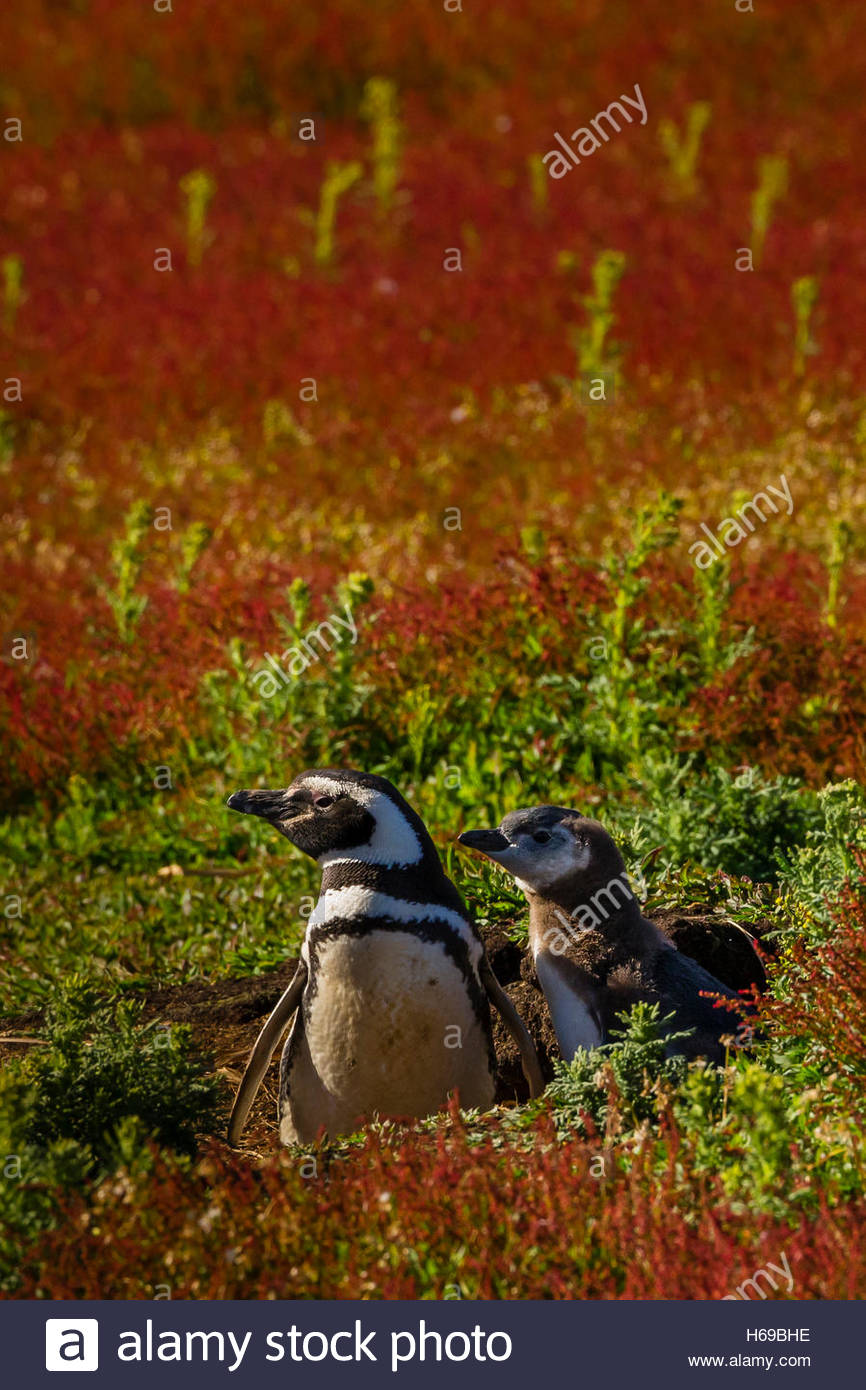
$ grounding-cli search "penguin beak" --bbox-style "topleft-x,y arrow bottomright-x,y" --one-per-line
227,788 -> 309,821
458,827 -> 511,860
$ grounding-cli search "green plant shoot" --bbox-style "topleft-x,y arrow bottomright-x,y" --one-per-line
314,160 -> 363,266
574,248 -> 627,379
361,77 -> 402,214
749,154 -> 788,268
2,254 -> 24,330
658,101 -> 712,196
791,274 -> 819,376
179,169 -> 216,267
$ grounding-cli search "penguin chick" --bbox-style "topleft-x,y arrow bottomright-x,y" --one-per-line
226,769 -> 542,1145
458,807 -> 744,1065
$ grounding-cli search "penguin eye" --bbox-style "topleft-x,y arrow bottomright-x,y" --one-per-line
532,830 -> 552,844
313,794 -> 335,809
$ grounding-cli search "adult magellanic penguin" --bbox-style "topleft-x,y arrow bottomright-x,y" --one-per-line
226,769 -> 543,1145
459,806 -> 746,1064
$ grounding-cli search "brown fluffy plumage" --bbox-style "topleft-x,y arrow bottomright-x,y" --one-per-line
459,807 -> 748,1063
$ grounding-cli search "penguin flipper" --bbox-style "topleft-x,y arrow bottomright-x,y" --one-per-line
479,954 -> 545,1099
653,949 -> 743,1055
227,961 -> 308,1146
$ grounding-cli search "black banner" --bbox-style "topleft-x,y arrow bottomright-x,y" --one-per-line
6,1299 -> 856,1387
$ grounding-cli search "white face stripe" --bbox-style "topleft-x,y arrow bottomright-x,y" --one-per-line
302,776 -> 424,867
307,887 -> 480,962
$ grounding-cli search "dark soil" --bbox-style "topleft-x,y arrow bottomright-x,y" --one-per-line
652,910 -> 769,994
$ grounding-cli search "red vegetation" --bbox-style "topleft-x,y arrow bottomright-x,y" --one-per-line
2,0 -> 865,798
3,537 -> 866,800
16,1109 -> 865,1300
758,858 -> 866,1104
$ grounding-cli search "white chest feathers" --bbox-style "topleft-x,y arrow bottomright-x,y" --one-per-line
281,928 -> 495,1144
535,950 -> 603,1060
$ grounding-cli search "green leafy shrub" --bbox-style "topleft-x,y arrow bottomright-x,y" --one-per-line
545,1003 -> 692,1137
196,572 -> 376,787
0,1072 -> 94,1292
623,761 -> 822,883
672,1056 -> 863,1215
98,501 -> 151,642
776,780 -> 866,930
0,980 -> 219,1290
760,856 -> 866,1121
11,977 -> 220,1161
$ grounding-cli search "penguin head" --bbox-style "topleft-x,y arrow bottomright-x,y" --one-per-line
459,806 -> 627,898
227,768 -> 432,868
